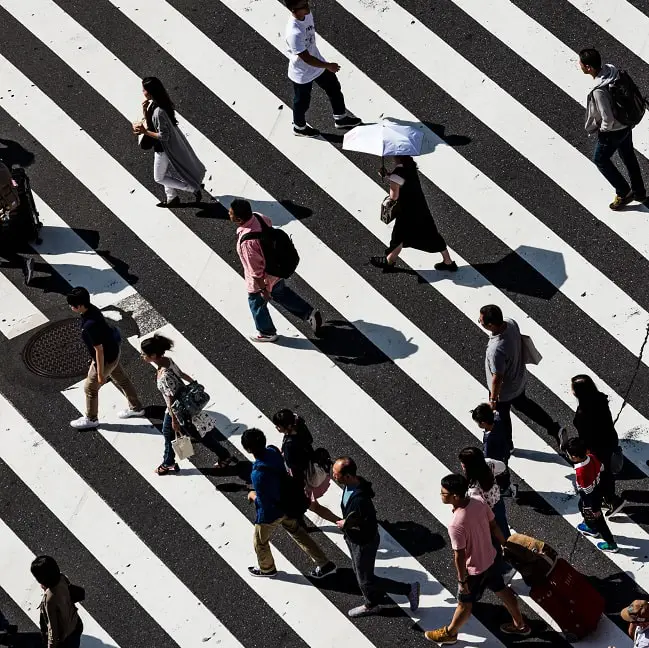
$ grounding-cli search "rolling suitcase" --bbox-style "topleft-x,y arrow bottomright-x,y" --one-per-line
503,533 -> 557,587
529,558 -> 605,640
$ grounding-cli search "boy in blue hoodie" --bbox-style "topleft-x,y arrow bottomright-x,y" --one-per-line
242,427 -> 337,578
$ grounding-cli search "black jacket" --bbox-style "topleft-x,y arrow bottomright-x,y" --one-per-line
573,393 -> 619,461
340,477 -> 378,545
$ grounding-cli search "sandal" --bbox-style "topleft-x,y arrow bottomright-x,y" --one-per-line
214,456 -> 238,469
155,463 -> 179,475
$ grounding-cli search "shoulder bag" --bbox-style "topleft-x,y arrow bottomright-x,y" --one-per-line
171,380 -> 210,427
521,334 -> 542,365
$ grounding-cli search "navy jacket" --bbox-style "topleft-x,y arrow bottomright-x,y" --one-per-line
250,446 -> 287,524
483,411 -> 510,464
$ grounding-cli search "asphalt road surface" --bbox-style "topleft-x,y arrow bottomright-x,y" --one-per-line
0,0 -> 649,646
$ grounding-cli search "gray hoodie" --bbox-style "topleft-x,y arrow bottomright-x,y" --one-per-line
585,63 -> 627,134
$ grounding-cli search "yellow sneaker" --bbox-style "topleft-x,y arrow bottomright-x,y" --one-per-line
609,190 -> 633,210
424,625 -> 458,644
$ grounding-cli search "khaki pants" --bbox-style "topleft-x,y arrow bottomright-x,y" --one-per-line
254,516 -> 328,573
85,354 -> 142,420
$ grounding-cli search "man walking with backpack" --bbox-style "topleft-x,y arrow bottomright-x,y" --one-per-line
67,287 -> 145,429
230,198 -> 322,342
579,48 -> 647,210
242,427 -> 337,579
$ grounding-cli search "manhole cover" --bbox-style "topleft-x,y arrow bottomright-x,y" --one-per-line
23,318 -> 90,378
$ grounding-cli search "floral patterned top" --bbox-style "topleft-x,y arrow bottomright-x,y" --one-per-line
156,359 -> 214,437
468,458 -> 506,509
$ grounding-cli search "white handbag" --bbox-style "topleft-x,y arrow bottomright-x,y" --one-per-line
521,335 -> 542,365
171,434 -> 195,461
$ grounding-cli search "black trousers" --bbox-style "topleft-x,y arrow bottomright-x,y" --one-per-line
346,533 -> 410,607
292,70 -> 346,128
579,499 -> 615,545
497,390 -> 558,448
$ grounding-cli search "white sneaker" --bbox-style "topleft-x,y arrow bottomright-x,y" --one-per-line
307,309 -> 322,335
117,408 -> 145,419
70,416 -> 99,430
250,333 -> 278,343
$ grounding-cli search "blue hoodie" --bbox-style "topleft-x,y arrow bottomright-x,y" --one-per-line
250,446 -> 287,524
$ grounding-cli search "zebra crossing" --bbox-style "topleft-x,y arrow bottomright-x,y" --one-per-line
0,0 -> 648,646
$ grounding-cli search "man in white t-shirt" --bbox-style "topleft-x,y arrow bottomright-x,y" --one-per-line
284,0 -> 361,137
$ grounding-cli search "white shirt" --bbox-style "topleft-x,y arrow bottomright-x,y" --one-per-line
635,625 -> 649,648
285,12 -> 325,84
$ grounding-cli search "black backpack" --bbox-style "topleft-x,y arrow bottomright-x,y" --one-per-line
608,70 -> 648,127
239,213 -> 300,279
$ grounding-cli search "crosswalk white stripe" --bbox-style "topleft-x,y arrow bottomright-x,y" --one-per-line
61,384 -> 381,648
333,0 -> 649,255
566,0 -> 649,62
0,516 -> 121,648
430,0 -> 649,174
0,390 -> 243,647
28,0 -> 648,474
126,325 -> 631,648
2,38 -> 648,595
0,271 -> 48,339
29,196 -> 137,309
216,0 -> 649,376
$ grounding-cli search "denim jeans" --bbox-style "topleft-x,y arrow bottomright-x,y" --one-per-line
292,70 -> 346,128
593,127 -> 645,197
248,280 -> 313,335
161,412 -> 176,466
492,497 -> 511,539
161,412 -> 231,465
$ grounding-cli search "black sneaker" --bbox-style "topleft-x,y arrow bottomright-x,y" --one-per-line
248,566 -> 278,578
293,125 -> 320,138
310,561 -> 337,579
157,196 -> 181,208
370,255 -> 396,273
434,261 -> 458,272
334,115 -> 362,129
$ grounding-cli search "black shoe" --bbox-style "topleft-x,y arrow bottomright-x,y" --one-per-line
248,566 -> 278,578
156,196 -> 181,208
310,561 -> 337,579
434,261 -> 458,272
293,125 -> 321,138
334,115 -> 362,129
370,255 -> 396,273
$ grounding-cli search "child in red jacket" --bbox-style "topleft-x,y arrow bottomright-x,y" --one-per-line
564,437 -> 618,553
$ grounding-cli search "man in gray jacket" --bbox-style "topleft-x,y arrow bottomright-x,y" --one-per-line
579,48 -> 646,210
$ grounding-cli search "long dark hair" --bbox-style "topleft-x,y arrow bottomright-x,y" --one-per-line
141,333 -> 173,358
571,374 -> 607,408
459,446 -> 494,492
142,76 -> 177,125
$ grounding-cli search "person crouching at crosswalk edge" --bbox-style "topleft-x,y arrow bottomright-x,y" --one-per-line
332,457 -> 420,618
229,198 -> 322,343
132,76 -> 206,208
284,0 -> 361,138
242,427 -> 337,579
67,287 -> 145,430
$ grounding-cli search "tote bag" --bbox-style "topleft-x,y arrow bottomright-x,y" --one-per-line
521,335 -> 542,365
171,434 -> 195,461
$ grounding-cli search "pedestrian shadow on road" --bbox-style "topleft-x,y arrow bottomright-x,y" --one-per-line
278,318 -> 418,365
0,138 -> 35,168
379,520 -> 445,557
4,632 -> 115,647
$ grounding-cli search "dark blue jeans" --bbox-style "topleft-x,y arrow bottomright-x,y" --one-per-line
292,70 -> 346,128
248,280 -> 313,336
593,127 -> 645,197
161,412 -> 231,466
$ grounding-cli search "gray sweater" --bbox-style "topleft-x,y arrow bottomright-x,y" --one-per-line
585,64 -> 627,134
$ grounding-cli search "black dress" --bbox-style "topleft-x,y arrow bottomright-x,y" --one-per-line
387,164 -> 447,254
